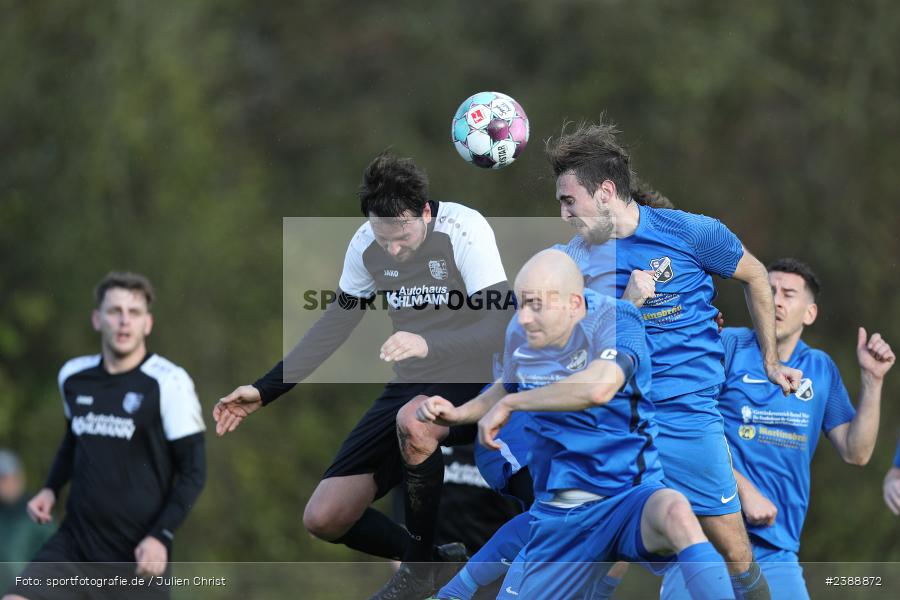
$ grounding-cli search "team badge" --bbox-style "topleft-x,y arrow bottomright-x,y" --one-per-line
428,259 -> 449,280
566,349 -> 588,371
122,391 -> 144,414
741,405 -> 753,424
794,378 -> 814,401
649,256 -> 674,283
738,425 -> 756,440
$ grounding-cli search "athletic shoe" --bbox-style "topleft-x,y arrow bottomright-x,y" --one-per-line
368,563 -> 435,600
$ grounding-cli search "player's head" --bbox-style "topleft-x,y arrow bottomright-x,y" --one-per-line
0,449 -> 25,505
631,177 -> 675,209
92,271 -> 155,359
767,258 -> 820,342
359,151 -> 432,262
514,249 -> 586,349
546,120 -> 632,245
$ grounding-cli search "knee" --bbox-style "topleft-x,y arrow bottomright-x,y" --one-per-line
302,498 -> 346,541
396,397 -> 439,458
662,495 -> 699,533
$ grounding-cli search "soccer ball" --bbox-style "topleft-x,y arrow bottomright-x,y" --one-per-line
451,91 -> 529,169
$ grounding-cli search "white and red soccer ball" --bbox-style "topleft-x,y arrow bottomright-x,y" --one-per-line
451,91 -> 529,169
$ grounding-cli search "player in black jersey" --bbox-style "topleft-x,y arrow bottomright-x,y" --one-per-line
4,272 -> 206,600
213,152 -> 514,598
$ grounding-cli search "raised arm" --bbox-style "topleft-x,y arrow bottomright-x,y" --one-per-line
827,328 -> 894,465
731,248 -> 802,395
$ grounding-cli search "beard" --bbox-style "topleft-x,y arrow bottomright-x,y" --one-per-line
570,202 -> 615,245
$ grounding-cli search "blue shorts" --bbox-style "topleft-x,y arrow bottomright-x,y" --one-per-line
661,537 -> 807,600
499,481 -> 673,599
654,386 -> 741,516
475,411 -> 531,493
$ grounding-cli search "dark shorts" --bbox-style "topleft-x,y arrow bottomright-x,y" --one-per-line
6,528 -> 170,600
322,381 -> 484,499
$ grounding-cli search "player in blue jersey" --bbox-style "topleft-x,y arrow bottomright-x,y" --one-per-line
419,249 -> 736,600
546,121 -> 804,599
663,258 -> 894,598
885,437 -> 900,515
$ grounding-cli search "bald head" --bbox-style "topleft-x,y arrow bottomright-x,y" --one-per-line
515,249 -> 584,298
515,249 -> 587,348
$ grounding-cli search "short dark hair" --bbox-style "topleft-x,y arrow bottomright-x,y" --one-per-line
95,271 -> 155,308
631,177 -> 674,209
767,258 -> 820,300
358,151 -> 429,217
545,120 -> 632,201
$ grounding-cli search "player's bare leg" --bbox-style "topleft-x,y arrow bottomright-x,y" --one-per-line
301,472 -> 411,562
698,513 -> 752,575
700,512 -> 770,599
641,489 -> 736,600
303,473 -> 377,541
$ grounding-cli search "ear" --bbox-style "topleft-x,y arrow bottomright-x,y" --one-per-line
595,180 -> 619,204
91,310 -> 101,332
144,313 -> 154,337
803,303 -> 817,327
570,292 -> 584,312
421,202 -> 432,225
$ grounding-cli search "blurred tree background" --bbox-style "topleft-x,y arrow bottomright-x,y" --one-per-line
2,0 -> 898,567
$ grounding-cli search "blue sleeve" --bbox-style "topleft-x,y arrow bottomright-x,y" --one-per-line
893,437 -> 900,468
683,213 -> 744,278
500,315 -> 522,392
822,359 -> 855,433
601,302 -> 646,379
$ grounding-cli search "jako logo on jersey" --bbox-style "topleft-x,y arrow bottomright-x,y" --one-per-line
383,269 -> 399,278
72,413 -> 135,440
428,259 -> 449,280
795,378 -> 814,401
649,256 -> 674,283
122,392 -> 144,414
76,395 -> 94,406
566,349 -> 588,371
738,424 -> 756,440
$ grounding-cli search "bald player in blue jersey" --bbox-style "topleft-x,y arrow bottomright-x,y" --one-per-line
885,437 -> 900,515
419,249 -> 735,600
546,121 -> 803,599
663,258 -> 895,599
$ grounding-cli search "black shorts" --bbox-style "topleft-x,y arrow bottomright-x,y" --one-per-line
6,528 -> 170,600
322,381 -> 484,499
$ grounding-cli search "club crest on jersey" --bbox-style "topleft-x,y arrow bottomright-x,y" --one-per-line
738,425 -> 756,440
794,378 -> 814,401
122,391 -> 144,414
649,256 -> 674,283
566,349 -> 588,371
428,259 -> 449,280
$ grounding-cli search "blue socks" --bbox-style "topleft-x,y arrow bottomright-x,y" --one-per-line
677,542 -> 736,600
437,511 -> 531,599
586,574 -> 623,599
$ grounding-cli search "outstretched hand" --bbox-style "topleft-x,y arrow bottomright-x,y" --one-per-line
213,385 -> 262,436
